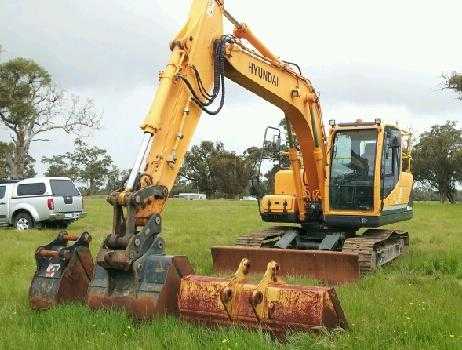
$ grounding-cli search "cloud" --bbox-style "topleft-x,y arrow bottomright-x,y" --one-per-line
310,63 -> 461,116
1,0 -> 179,88
1,0 -> 461,174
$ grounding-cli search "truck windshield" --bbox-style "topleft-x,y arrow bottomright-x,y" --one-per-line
329,129 -> 377,211
50,180 -> 80,196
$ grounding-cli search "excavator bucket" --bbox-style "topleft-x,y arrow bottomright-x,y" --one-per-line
86,213 -> 195,320
178,259 -> 348,333
211,246 -> 360,284
29,231 -> 94,310
87,251 -> 194,320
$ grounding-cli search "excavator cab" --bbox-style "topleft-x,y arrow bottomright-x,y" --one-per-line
324,120 -> 413,228
257,119 -> 413,229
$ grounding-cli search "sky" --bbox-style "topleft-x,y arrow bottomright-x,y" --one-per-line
1,0 -> 461,174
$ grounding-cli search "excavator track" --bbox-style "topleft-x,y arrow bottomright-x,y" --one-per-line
234,226 -> 292,247
235,228 -> 409,274
342,229 -> 409,273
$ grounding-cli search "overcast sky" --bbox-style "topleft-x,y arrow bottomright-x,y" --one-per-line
1,0 -> 461,173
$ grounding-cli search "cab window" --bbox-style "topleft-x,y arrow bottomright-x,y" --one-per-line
381,127 -> 401,198
0,186 -> 5,199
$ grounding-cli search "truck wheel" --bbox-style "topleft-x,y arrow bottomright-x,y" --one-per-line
14,212 -> 34,230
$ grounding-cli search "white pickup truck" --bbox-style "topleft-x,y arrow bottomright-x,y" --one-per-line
0,177 -> 84,230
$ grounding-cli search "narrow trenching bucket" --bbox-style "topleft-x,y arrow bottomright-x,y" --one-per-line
29,232 -> 94,310
178,259 -> 348,333
211,246 -> 360,284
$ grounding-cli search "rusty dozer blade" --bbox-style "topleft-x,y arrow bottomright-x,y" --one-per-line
211,246 -> 360,284
178,258 -> 348,333
29,231 -> 94,310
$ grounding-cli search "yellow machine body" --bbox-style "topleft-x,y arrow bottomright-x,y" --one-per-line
261,122 -> 414,228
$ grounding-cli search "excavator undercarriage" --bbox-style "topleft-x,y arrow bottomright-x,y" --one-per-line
212,227 -> 409,283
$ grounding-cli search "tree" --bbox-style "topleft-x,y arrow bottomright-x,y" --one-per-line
412,184 -> 440,201
42,154 -> 74,178
0,57 -> 101,178
0,142 -> 14,179
180,141 -> 257,199
180,141 -> 220,198
443,72 -> 462,99
0,141 -> 35,179
105,166 -> 129,192
412,121 -> 462,203
210,151 -> 253,199
242,146 -> 266,197
170,178 -> 197,196
42,139 -> 114,195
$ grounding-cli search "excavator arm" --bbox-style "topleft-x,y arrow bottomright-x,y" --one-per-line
117,1 -> 327,231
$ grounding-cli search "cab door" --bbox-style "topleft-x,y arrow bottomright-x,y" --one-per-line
381,127 -> 401,200
328,128 -> 378,212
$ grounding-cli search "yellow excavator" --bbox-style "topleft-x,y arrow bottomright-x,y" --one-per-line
29,0 -> 413,333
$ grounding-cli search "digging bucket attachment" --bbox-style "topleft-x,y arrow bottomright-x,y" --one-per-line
87,236 -> 194,320
178,259 -> 348,333
29,232 -> 94,310
87,212 -> 195,320
211,246 -> 360,284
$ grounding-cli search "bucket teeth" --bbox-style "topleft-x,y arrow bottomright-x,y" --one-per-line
178,258 -> 348,333
29,232 -> 94,310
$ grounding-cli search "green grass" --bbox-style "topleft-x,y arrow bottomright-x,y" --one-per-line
0,199 -> 461,349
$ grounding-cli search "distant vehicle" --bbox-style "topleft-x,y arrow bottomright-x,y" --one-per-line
241,196 -> 258,201
177,193 -> 206,200
0,177 -> 84,230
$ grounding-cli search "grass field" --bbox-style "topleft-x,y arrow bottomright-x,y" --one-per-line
0,198 -> 461,349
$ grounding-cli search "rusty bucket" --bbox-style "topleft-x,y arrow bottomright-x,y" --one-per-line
87,254 -> 194,320
178,259 -> 348,333
29,232 -> 94,310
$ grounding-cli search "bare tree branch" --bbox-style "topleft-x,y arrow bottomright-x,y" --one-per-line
0,57 -> 102,177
